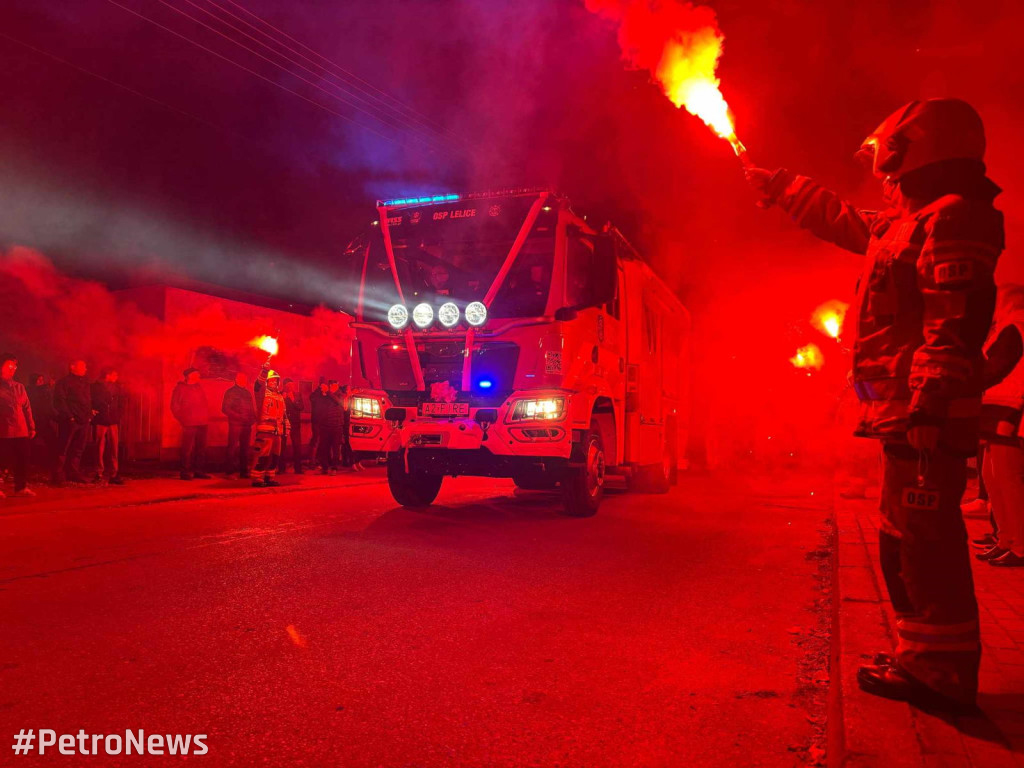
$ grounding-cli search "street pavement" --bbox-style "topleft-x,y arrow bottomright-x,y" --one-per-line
1,469 -> 831,766
836,489 -> 1024,768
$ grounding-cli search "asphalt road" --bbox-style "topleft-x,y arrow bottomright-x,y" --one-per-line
1,471 -> 831,767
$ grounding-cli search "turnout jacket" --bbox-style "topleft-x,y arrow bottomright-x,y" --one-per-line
254,373 -> 288,436
773,173 -> 1004,453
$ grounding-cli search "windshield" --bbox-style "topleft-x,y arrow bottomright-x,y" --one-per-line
361,195 -> 556,322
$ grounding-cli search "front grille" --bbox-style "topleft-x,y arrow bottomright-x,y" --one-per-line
379,340 -> 519,405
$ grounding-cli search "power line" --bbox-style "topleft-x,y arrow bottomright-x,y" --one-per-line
217,0 -> 463,144
0,29 -> 246,144
104,0 -> 434,156
157,0 -> 453,154
196,0 -> 462,147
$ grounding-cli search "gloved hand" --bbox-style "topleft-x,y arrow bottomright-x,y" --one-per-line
743,166 -> 774,194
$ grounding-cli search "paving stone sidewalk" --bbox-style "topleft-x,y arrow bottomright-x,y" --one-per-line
834,489 -> 1024,767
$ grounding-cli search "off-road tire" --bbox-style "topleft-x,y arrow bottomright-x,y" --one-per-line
387,452 -> 443,507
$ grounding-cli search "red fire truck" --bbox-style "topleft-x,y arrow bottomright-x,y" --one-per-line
346,188 -> 691,516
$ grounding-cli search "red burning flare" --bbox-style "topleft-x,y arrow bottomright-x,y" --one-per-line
790,343 -> 824,372
811,300 -> 848,340
251,335 -> 279,357
585,0 -> 745,156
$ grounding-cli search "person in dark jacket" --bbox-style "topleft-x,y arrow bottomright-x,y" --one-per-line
308,379 -> 329,469
91,367 -> 125,485
317,381 -> 345,474
0,353 -> 36,498
171,367 -> 211,480
53,359 -> 93,484
282,379 -> 304,473
27,373 -> 55,471
221,372 -> 255,477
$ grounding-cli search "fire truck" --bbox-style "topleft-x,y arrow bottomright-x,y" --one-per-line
346,188 -> 690,516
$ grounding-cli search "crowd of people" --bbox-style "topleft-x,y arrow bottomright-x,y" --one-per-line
170,365 -> 359,488
963,285 -> 1024,568
0,352 -> 359,497
0,355 -> 125,498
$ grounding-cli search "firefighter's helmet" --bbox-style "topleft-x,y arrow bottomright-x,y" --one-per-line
265,369 -> 281,380
856,98 -> 986,179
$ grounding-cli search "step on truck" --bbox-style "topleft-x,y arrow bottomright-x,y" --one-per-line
346,188 -> 691,516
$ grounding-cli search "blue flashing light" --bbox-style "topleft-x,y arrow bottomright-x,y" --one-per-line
478,379 -> 493,389
383,193 -> 461,207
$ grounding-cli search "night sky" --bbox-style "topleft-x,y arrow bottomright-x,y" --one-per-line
1,0 -> 1022,311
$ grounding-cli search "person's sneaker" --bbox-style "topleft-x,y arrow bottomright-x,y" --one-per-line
976,545 -> 1008,561
12,488 -> 37,497
251,479 -> 267,488
263,478 -> 281,487
961,498 -> 990,518
328,468 -> 337,476
971,533 -> 997,549
193,472 -> 212,480
990,551 -> 1024,567
180,473 -> 194,481
109,476 -> 125,485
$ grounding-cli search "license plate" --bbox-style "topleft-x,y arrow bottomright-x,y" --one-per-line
419,402 -> 469,417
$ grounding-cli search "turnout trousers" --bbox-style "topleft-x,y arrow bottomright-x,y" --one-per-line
248,430 -> 282,482
878,441 -> 981,705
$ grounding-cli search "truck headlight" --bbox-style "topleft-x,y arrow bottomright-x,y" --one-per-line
465,301 -> 487,327
438,302 -> 460,328
510,397 -> 565,422
412,302 -> 434,328
350,396 -> 381,419
387,304 -> 408,329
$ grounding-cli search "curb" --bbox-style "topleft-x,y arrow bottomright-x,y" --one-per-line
829,489 -> 926,767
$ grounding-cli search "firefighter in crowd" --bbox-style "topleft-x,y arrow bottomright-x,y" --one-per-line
248,365 -> 289,487
746,98 -> 1004,711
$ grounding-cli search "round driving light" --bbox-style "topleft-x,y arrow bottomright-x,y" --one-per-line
465,301 -> 487,327
387,304 -> 408,329
438,302 -> 460,328
412,302 -> 434,328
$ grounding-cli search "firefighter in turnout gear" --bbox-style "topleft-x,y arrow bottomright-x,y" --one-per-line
746,98 -> 1005,711
249,366 -> 289,488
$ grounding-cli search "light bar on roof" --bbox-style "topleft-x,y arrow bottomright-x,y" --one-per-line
381,193 -> 460,206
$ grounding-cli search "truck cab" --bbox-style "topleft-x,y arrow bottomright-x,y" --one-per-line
347,188 -> 690,516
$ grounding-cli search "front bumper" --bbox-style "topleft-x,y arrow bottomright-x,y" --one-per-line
348,390 -> 573,465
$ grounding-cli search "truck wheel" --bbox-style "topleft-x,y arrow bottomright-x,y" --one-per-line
561,427 -> 605,517
387,452 -> 443,507
513,473 -> 560,490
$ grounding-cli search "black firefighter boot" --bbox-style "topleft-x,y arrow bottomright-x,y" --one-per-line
857,663 -> 977,713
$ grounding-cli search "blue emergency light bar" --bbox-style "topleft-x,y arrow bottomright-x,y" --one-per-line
382,193 -> 460,206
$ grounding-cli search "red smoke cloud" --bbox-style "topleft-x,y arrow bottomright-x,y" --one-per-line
584,0 -> 739,145
0,247 -> 350,385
